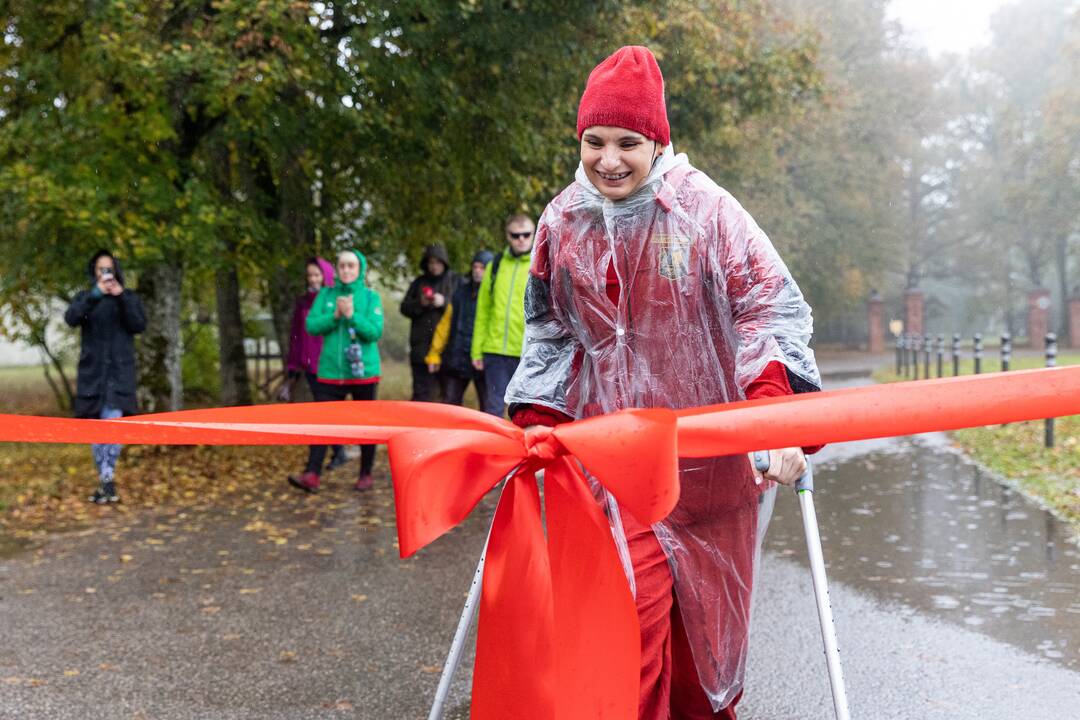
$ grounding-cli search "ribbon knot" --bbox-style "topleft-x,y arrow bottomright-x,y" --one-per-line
524,425 -> 563,462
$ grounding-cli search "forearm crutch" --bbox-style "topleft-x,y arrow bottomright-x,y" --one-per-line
428,472 -> 509,720
428,533 -> 487,720
754,451 -> 851,720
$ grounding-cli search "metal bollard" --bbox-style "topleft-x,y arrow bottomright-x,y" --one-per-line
1001,332 -> 1012,372
913,334 -> 921,378
907,332 -> 915,377
895,334 -> 903,375
1046,333 -> 1057,448
974,333 -> 983,374
952,333 -> 960,376
923,334 -> 932,379
904,334 -> 913,378
936,333 -> 944,378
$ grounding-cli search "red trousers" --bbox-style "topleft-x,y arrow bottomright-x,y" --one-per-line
622,507 -> 743,720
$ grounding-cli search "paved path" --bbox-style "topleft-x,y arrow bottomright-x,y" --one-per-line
1,484 -> 487,720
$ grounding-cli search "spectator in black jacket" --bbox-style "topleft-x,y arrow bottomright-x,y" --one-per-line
399,244 -> 458,401
63,250 -> 146,504
424,250 -> 494,407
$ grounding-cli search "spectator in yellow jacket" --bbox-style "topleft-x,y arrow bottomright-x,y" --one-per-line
470,214 -> 533,417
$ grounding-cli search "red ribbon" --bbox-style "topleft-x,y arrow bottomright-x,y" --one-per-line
1,366 -> 1079,719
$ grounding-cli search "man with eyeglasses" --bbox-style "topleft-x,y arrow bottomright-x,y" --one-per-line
470,213 -> 535,417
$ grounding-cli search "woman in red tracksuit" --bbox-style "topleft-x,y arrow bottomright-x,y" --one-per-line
505,46 -> 823,719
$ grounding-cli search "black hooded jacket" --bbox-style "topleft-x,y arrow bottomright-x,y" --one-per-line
399,245 -> 459,364
63,251 -> 147,418
442,249 -> 495,377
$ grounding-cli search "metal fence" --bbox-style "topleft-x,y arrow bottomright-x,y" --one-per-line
894,332 -> 1059,447
244,336 -> 283,400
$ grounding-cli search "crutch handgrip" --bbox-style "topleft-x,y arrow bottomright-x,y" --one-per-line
751,450 -> 814,492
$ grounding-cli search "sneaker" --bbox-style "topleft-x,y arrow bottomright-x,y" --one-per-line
326,452 -> 348,471
287,471 -> 320,494
89,481 -> 120,504
354,473 -> 374,492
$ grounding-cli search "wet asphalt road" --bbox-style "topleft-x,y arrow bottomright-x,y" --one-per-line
2,373 -> 1079,718
742,434 -> 1080,719
1,481 -> 488,720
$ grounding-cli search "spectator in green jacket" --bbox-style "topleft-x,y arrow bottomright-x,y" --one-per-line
288,249 -> 384,494
471,213 -> 533,417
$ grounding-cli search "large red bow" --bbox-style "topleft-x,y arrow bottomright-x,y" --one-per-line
389,409 -> 679,719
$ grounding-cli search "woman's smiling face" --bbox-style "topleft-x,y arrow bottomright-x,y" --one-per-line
580,126 -> 662,201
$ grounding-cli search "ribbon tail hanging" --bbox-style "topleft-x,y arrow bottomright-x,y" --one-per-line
472,466 -> 557,720
545,457 -> 640,719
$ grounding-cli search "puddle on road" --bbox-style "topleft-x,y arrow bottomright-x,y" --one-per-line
765,437 -> 1080,669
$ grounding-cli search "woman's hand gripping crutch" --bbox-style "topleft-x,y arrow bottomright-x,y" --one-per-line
752,449 -> 852,720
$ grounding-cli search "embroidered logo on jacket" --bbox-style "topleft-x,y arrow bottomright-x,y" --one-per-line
652,234 -> 692,280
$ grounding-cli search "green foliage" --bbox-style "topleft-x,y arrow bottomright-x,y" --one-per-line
181,317 -> 221,404
0,0 -> 838,397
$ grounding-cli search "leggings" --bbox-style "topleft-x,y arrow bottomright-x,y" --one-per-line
91,405 -> 123,482
305,381 -> 378,476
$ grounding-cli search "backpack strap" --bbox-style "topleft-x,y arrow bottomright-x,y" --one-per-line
488,252 -> 503,296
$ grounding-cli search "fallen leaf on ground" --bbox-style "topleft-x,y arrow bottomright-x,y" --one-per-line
321,699 -> 355,710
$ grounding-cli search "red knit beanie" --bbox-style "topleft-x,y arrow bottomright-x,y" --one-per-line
576,46 -> 670,145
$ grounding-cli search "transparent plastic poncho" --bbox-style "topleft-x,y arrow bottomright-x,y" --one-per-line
505,146 -> 820,710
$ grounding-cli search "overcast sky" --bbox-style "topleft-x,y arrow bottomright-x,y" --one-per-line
887,0 -> 1012,56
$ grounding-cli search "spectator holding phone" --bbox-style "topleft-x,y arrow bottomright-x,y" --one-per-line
399,245 -> 458,401
63,250 -> 146,504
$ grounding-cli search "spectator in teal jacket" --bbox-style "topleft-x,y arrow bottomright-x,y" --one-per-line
288,249 -> 383,493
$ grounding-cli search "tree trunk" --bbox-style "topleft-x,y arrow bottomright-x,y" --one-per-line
25,311 -> 74,410
268,145 -> 315,357
1002,251 -> 1015,336
136,263 -> 184,412
215,262 -> 251,406
267,264 -> 297,365
1055,233 -> 1070,344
